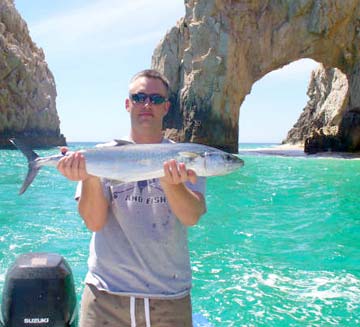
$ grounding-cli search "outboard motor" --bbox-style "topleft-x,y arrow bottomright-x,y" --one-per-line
1,253 -> 78,327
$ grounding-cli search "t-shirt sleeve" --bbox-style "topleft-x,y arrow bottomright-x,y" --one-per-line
74,182 -> 82,201
185,176 -> 206,196
74,179 -> 112,202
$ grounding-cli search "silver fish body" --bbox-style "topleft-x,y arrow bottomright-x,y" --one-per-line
10,139 -> 244,194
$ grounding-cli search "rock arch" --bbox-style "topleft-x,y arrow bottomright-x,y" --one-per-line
152,0 -> 360,153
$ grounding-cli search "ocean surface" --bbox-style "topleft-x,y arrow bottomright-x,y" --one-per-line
0,142 -> 359,326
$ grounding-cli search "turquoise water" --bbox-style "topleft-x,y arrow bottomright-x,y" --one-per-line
0,143 -> 359,326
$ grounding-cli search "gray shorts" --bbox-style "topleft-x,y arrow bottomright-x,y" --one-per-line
80,284 -> 193,327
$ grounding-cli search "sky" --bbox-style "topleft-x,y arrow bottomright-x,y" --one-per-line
14,0 -> 319,144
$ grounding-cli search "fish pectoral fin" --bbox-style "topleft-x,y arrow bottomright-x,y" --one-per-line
179,151 -> 200,159
113,139 -> 134,146
108,179 -> 126,186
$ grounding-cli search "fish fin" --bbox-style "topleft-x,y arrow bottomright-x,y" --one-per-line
95,140 -> 134,148
19,164 -> 41,195
9,138 -> 38,162
108,179 -> 126,186
179,151 -> 200,159
113,139 -> 134,146
9,138 -> 41,195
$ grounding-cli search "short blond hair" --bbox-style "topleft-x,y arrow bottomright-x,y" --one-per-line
129,69 -> 170,97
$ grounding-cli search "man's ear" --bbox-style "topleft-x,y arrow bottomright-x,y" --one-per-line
125,98 -> 130,113
164,100 -> 170,115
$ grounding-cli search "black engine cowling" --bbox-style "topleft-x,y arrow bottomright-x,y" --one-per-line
1,253 -> 78,327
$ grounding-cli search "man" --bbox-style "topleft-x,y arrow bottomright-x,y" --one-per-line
57,69 -> 206,327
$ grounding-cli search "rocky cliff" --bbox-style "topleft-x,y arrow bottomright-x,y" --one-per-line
0,0 -> 65,148
285,64 -> 360,153
152,0 -> 360,153
284,65 -> 352,153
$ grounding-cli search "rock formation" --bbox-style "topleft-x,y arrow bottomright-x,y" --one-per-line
284,65 -> 353,153
152,0 -> 360,153
0,0 -> 65,148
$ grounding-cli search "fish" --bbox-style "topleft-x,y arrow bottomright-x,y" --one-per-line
9,138 -> 244,195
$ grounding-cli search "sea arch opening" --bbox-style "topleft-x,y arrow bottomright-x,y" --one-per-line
238,59 -> 319,150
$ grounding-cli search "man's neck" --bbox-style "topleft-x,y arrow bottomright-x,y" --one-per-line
130,130 -> 163,144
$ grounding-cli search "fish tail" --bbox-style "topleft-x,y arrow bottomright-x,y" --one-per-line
9,138 -> 41,195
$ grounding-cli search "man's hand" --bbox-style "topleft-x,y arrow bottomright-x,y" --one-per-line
159,159 -> 205,226
57,147 -> 91,182
160,159 -> 197,185
57,147 -> 108,231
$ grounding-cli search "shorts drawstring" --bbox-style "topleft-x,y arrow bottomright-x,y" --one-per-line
130,296 -> 136,327
129,297 -> 151,327
144,297 -> 151,327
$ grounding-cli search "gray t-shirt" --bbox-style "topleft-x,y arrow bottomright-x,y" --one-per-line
77,140 -> 206,299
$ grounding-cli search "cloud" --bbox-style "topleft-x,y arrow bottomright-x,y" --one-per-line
31,0 -> 145,38
29,0 -> 184,54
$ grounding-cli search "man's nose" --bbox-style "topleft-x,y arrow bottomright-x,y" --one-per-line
144,98 -> 152,106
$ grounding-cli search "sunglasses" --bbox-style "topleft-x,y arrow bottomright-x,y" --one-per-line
129,93 -> 168,105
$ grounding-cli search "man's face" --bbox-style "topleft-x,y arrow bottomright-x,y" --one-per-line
126,77 -> 170,133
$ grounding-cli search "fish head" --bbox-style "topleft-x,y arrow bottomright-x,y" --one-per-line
177,146 -> 244,177
202,151 -> 244,176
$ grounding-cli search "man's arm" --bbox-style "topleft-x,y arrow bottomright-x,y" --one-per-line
160,159 -> 206,226
57,151 -> 109,231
